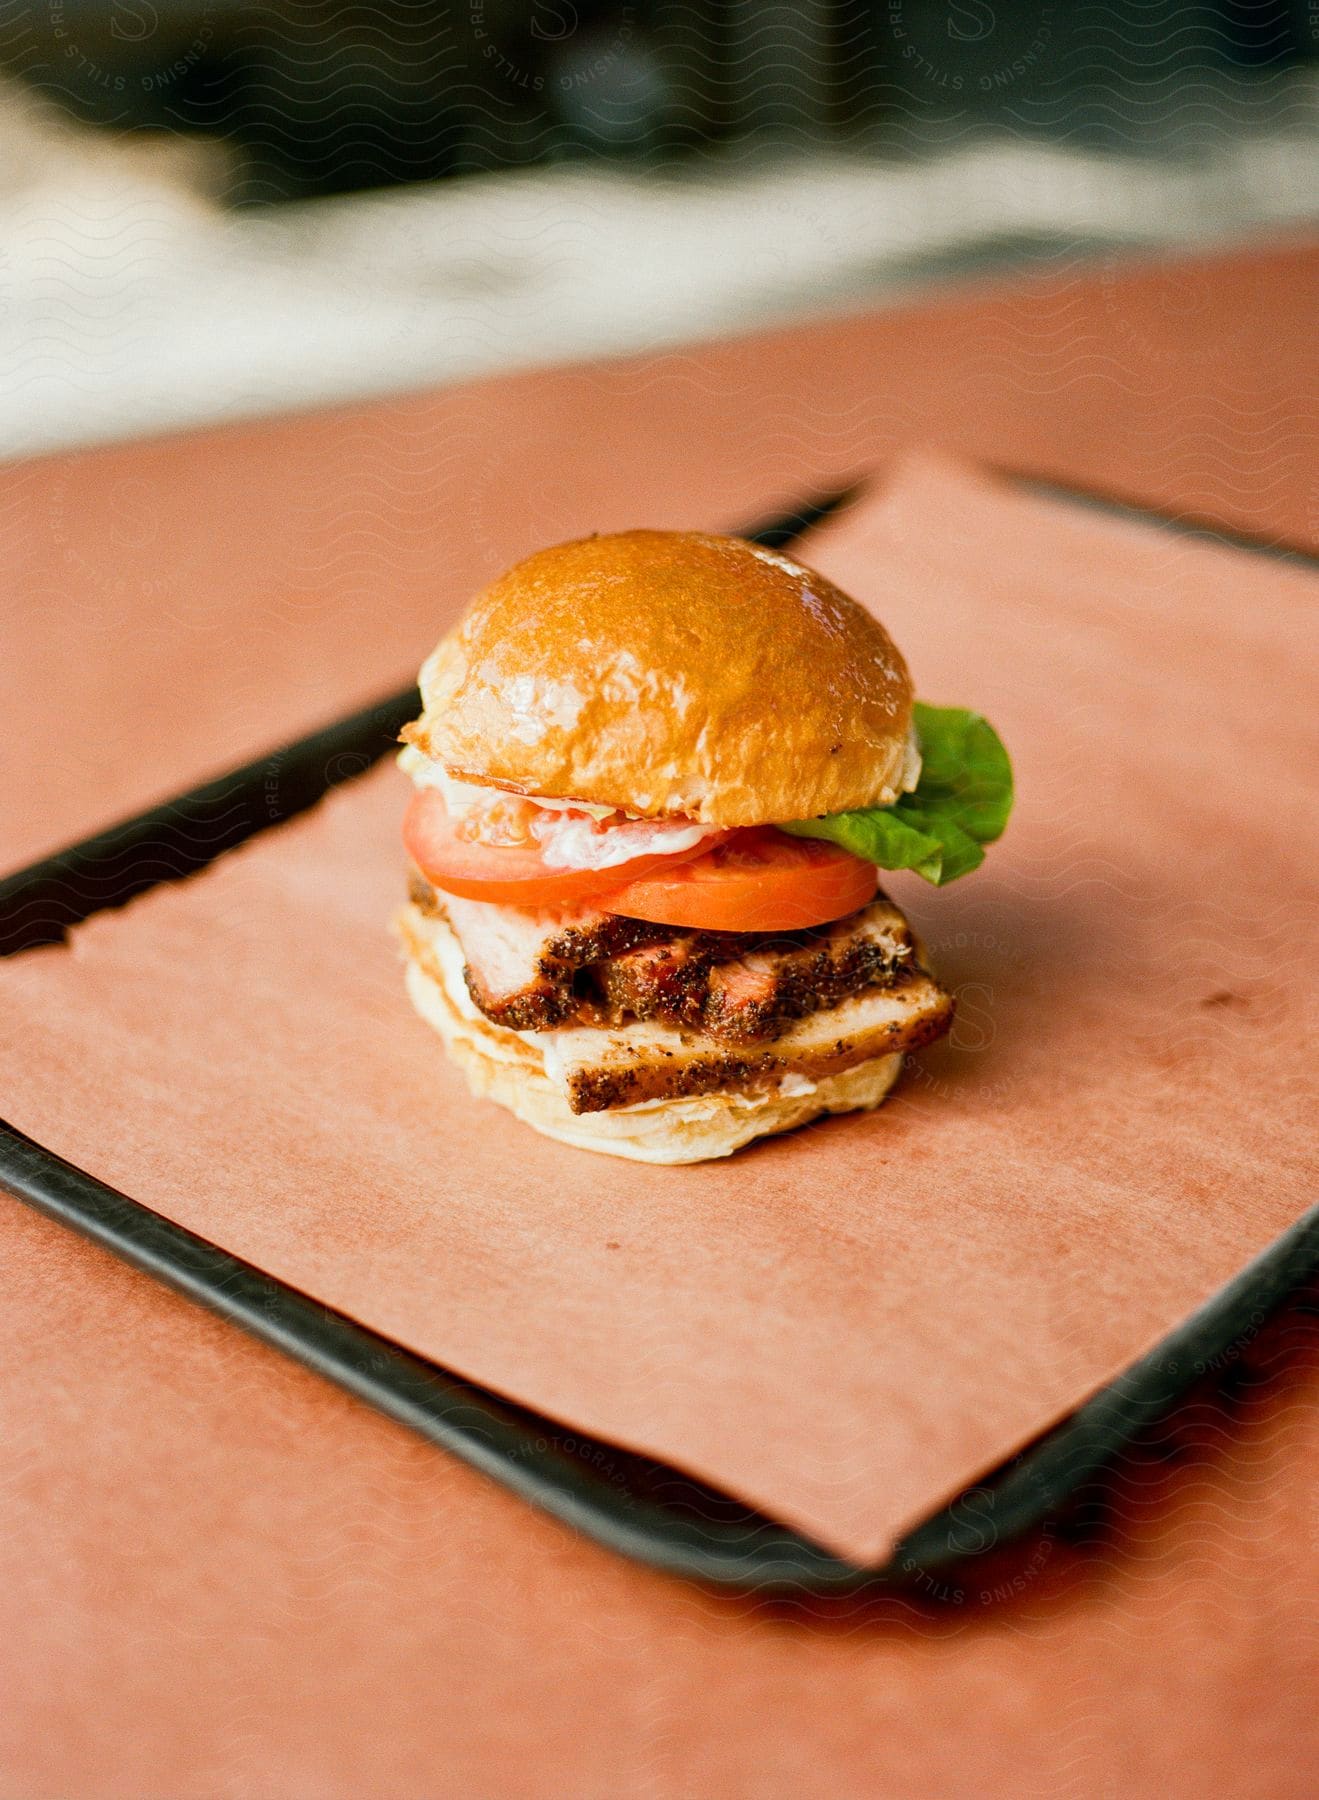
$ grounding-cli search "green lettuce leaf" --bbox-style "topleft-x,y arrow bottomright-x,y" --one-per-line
780,703 -> 1013,887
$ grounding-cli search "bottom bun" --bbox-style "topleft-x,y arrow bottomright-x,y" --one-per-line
402,946 -> 904,1166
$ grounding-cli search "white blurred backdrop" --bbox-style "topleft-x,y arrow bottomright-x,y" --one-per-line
2,7 -> 1317,461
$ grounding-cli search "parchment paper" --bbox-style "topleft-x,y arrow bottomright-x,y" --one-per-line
2,455 -> 1314,1564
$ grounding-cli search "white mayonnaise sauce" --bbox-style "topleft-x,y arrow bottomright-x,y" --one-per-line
402,752 -> 720,872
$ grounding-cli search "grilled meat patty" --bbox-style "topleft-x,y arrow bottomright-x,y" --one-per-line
410,876 -> 919,1044
398,902 -> 953,1115
409,878 -> 671,1030
594,905 -> 915,1043
557,970 -> 953,1112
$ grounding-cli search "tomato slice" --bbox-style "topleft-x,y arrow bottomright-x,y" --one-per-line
403,789 -> 718,907
600,829 -> 877,932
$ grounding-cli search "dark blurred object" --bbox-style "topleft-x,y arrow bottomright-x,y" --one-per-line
3,0 -> 1316,202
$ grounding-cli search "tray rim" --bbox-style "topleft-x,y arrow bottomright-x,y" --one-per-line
4,480 -> 1316,1591
4,1119 -> 1313,1593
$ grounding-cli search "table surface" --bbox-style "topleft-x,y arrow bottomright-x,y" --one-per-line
3,240 -> 1317,1798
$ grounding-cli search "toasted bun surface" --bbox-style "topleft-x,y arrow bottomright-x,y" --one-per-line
408,530 -> 914,826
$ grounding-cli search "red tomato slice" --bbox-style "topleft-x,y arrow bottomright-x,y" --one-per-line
403,789 -> 718,907
600,829 -> 877,932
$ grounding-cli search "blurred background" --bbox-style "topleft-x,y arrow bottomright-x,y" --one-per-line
3,0 -> 1317,458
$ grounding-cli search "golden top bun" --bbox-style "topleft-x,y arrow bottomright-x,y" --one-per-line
408,529 -> 914,826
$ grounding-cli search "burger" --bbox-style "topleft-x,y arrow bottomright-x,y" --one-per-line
394,530 -> 1012,1164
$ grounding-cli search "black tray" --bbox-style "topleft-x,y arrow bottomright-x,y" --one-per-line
4,489 -> 1316,1595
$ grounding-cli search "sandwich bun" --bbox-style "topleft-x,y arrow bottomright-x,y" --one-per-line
406,529 -> 914,827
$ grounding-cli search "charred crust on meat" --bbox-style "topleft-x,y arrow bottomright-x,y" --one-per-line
564,976 -> 955,1113
585,902 -> 917,1044
409,875 -> 671,1031
463,975 -> 580,1033
410,877 -> 945,1064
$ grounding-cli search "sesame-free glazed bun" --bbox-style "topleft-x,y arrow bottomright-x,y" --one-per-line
408,530 -> 914,826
